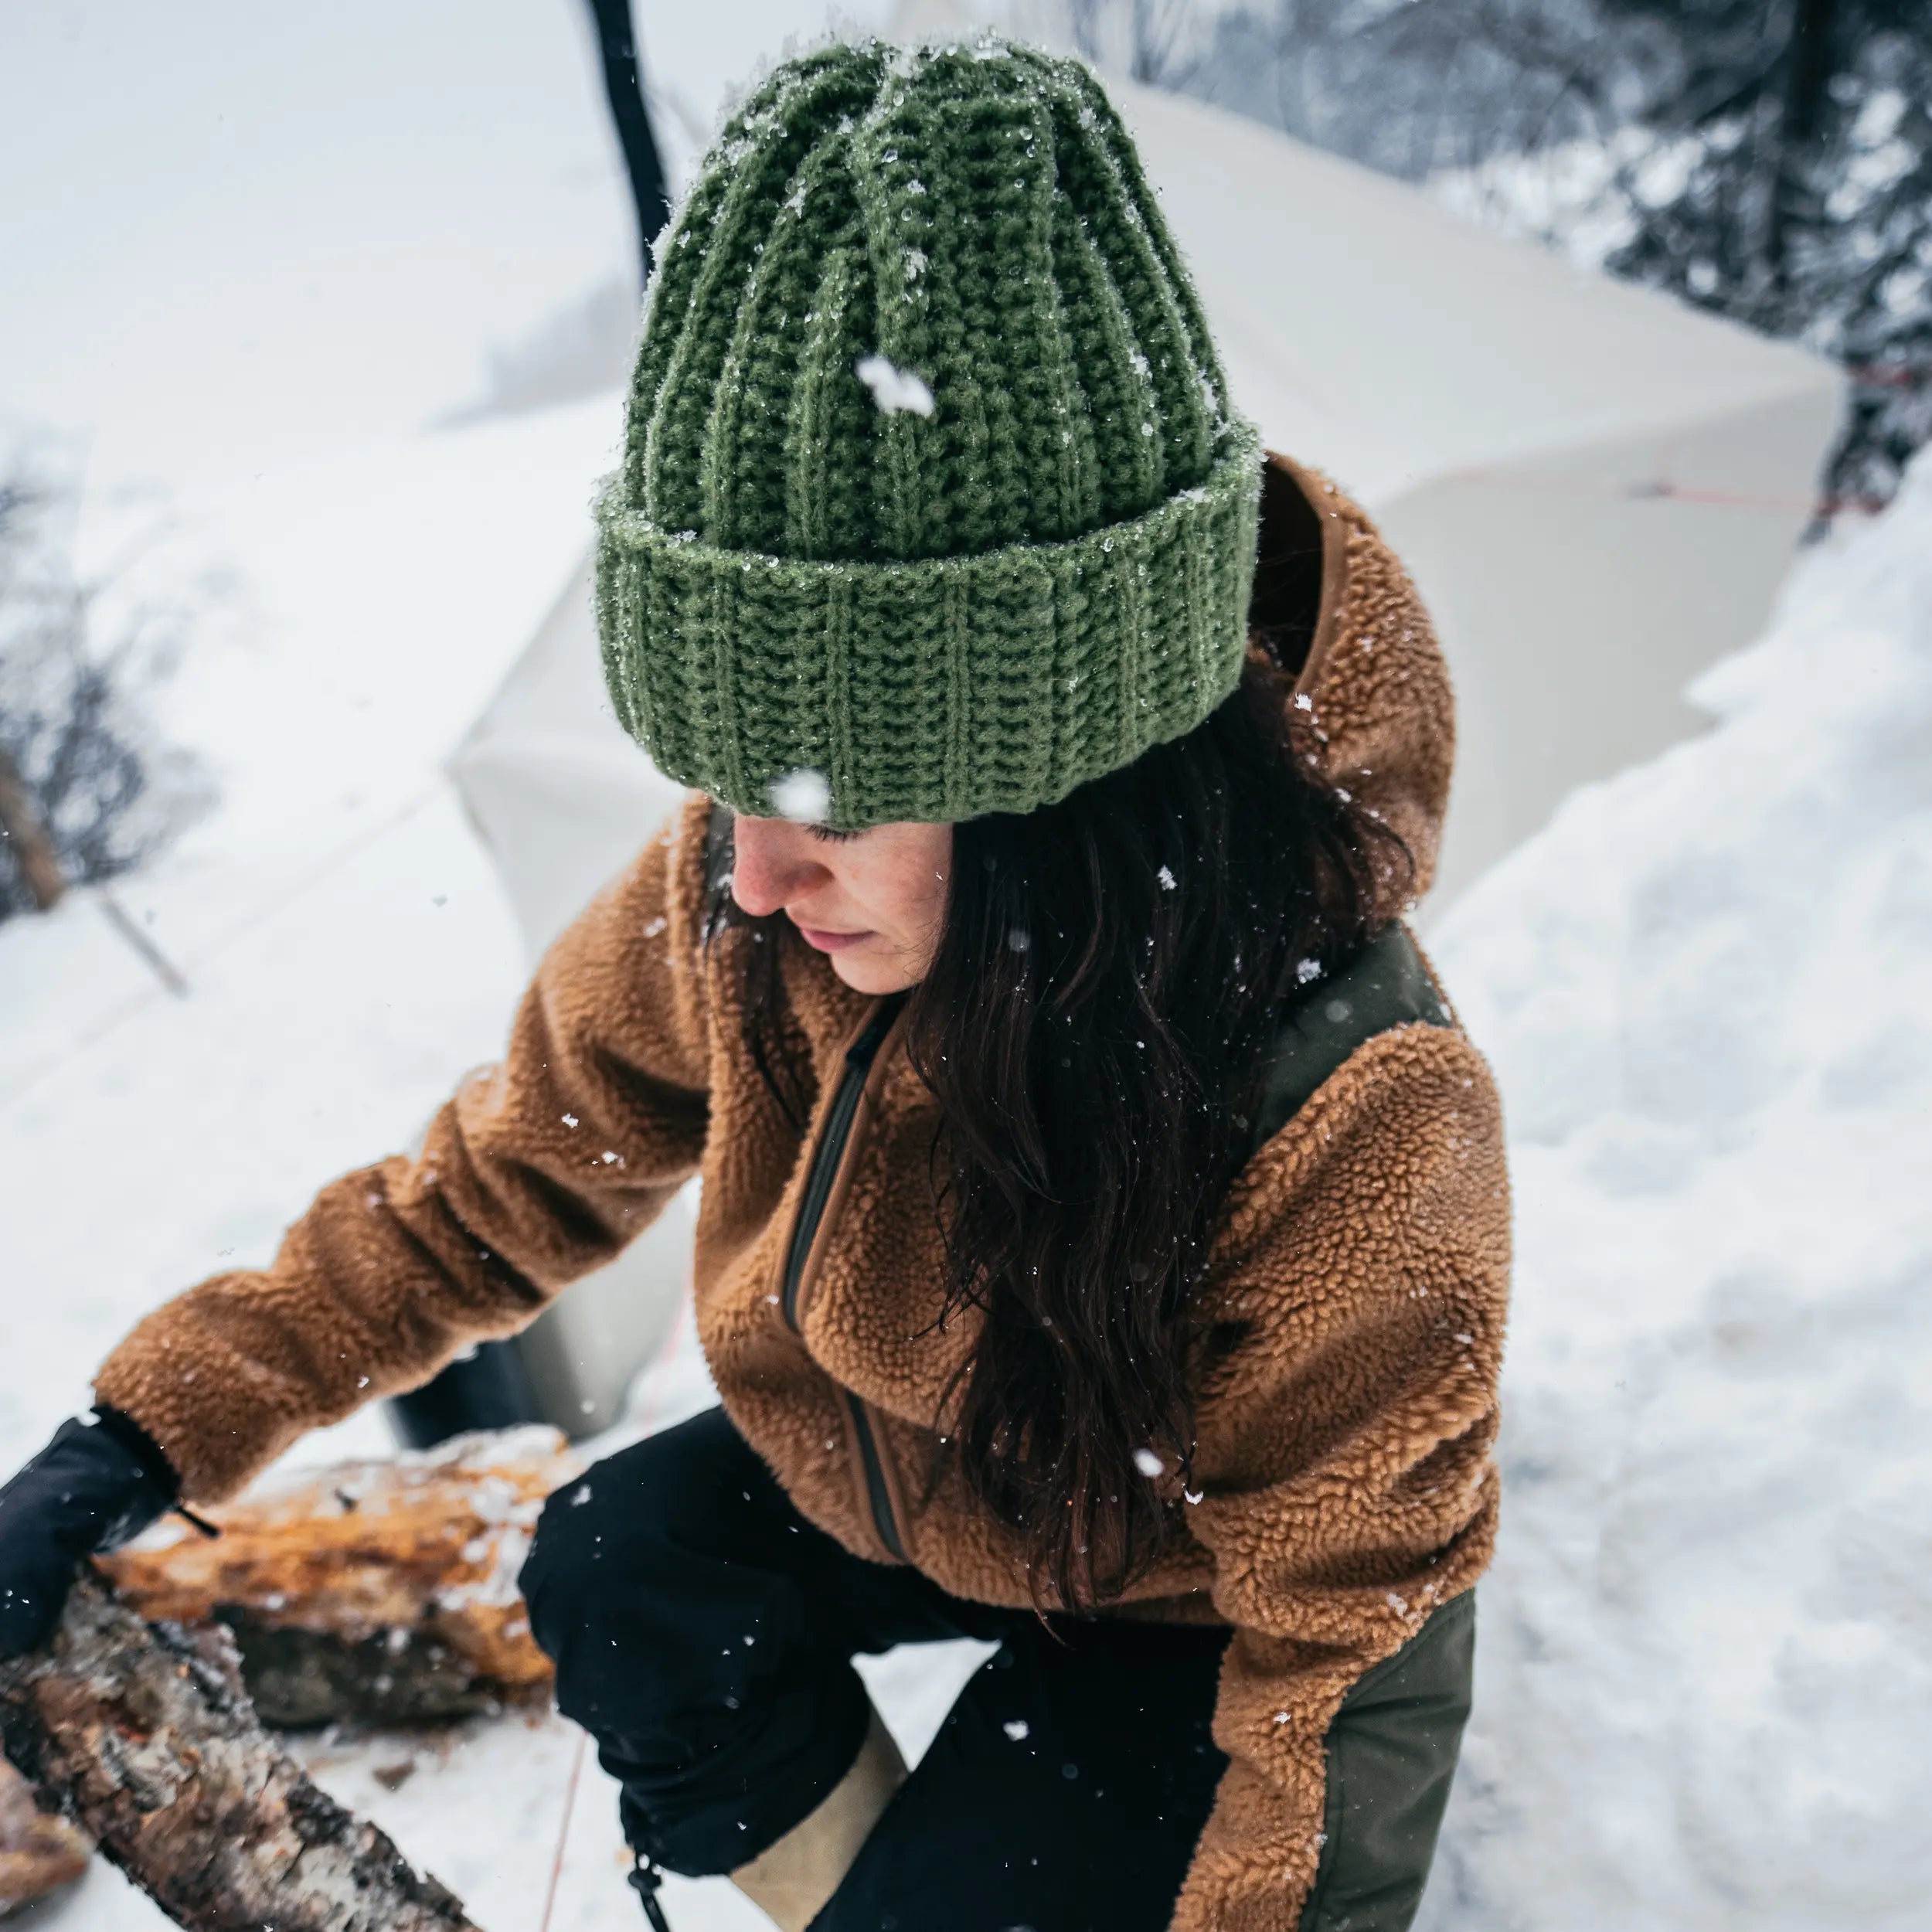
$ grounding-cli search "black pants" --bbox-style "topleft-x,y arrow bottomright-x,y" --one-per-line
519,1406 -> 1230,1932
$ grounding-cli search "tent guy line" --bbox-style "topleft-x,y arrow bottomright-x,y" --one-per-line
1444,468 -> 1872,517
536,1731 -> 590,1932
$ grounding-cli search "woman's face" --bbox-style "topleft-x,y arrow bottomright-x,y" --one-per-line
729,815 -> 953,995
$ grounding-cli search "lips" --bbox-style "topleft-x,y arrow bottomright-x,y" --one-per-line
792,921 -> 869,954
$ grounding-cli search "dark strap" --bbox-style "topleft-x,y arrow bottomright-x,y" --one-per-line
628,1855 -> 673,1931
1250,925 -> 1451,1152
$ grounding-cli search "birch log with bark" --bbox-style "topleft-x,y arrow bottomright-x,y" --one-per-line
0,1577 -> 483,1932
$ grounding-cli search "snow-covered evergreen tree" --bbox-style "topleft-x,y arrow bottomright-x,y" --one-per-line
1082,0 -> 1932,506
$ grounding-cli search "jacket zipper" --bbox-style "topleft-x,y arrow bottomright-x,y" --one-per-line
845,1392 -> 909,1563
780,994 -> 905,1332
778,993 -> 909,1562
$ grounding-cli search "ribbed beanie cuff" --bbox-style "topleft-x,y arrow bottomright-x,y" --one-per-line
596,36 -> 1262,827
597,418 -> 1260,825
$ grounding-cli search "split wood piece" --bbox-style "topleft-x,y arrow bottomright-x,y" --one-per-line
0,1577 -> 482,1932
0,1758 -> 90,1919
100,1428 -> 577,1728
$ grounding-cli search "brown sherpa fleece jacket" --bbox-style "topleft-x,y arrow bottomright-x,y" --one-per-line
96,455 -> 1509,1932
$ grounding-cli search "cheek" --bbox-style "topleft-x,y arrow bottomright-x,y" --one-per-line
858,828 -> 951,943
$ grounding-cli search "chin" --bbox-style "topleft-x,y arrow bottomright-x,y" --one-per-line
828,952 -> 919,997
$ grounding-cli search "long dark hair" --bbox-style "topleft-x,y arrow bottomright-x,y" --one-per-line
710,529 -> 1410,1610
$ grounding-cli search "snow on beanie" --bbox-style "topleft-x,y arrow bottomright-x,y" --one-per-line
594,36 -> 1263,827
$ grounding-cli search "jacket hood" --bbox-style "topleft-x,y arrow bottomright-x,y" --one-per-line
1251,452 -> 1455,899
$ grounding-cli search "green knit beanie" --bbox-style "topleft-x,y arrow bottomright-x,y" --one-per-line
595,36 -> 1262,827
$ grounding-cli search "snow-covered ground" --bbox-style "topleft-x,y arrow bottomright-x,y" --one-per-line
5,8 -> 1928,1930
1420,455 -> 1932,1930
9,451 -> 1926,1931
1,399 -> 620,1473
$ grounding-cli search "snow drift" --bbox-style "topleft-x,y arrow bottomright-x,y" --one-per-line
1420,460 -> 1932,1927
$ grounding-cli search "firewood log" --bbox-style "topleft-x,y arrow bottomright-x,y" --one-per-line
99,1428 -> 576,1727
0,1577 -> 481,1932
0,1759 -> 89,1919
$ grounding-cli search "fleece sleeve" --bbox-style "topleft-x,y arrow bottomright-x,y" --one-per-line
1168,1025 -> 1509,1932
94,796 -> 719,1502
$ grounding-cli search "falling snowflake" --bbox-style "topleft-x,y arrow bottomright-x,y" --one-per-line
770,767 -> 832,822
855,353 -> 935,418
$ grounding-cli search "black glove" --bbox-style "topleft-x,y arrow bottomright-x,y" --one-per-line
0,1410 -> 179,1659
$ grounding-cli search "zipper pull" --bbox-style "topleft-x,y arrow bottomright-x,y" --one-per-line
627,1854 -> 673,1931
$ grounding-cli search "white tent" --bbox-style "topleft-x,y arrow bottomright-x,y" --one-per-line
448,76 -> 1843,1432
1111,78 -> 1844,903
450,550 -> 690,1436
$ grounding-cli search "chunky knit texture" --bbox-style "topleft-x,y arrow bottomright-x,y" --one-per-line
595,36 -> 1263,827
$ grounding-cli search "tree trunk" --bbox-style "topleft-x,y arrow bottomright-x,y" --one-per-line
0,740 -> 64,911
0,1578 -> 484,1932
1763,0 -> 1839,298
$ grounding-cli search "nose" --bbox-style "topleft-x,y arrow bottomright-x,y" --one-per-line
730,817 -> 824,919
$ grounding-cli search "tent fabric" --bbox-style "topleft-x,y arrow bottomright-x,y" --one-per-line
1109,78 -> 1844,901
450,552 -> 688,1437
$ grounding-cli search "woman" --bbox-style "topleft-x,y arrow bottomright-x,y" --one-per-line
0,39 -> 1507,1932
